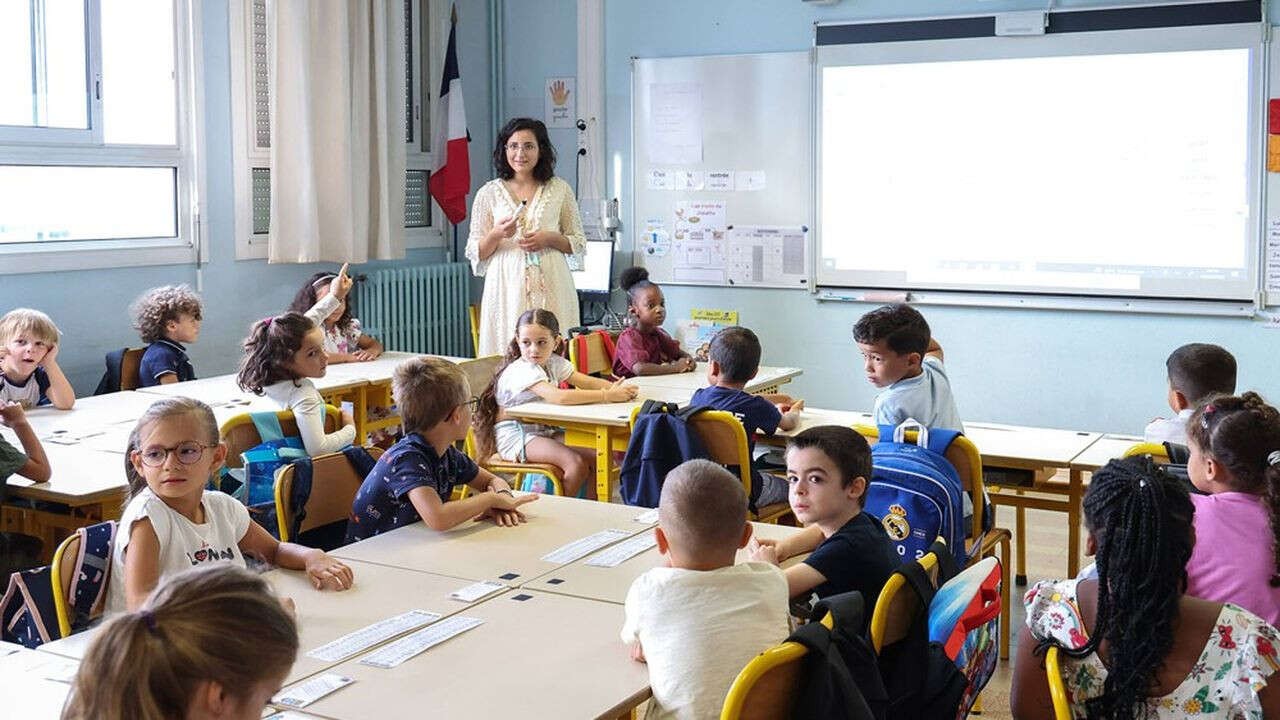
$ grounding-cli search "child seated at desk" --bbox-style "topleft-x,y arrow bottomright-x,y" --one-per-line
474,309 -> 637,499
0,308 -> 74,409
611,266 -> 694,378
130,285 -> 202,387
748,426 -> 899,623
853,303 -> 961,432
345,357 -> 537,541
622,459 -> 789,720
688,326 -> 801,508
291,263 -> 385,364
1144,342 -> 1236,446
0,400 -> 51,576
106,396 -> 353,614
64,564 -> 298,720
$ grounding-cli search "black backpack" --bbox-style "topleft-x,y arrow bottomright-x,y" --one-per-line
876,539 -> 968,719
787,591 -> 888,720
617,401 -> 711,507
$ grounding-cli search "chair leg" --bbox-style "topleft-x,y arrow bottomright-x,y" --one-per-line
1015,503 -> 1027,586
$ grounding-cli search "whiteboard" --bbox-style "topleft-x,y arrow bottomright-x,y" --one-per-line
631,53 -> 812,289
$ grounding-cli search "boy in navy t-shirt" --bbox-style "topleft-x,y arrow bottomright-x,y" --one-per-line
345,357 -> 537,542
748,425 -> 900,624
689,326 -> 802,507
131,285 -> 203,387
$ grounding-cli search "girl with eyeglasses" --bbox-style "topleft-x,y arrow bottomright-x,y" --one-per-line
466,117 -> 588,356
105,396 -> 353,614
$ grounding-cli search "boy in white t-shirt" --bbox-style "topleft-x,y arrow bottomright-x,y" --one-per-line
1143,343 -> 1236,446
621,459 -> 790,720
854,303 -> 962,432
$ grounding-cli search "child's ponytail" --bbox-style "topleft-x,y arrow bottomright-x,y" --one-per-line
619,266 -> 654,307
237,312 -> 315,394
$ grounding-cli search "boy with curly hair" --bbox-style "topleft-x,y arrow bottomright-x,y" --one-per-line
131,285 -> 202,387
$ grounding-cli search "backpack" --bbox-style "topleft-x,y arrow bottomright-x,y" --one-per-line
866,420 -> 968,568
787,590 -> 887,720
272,446 -> 378,549
928,556 -> 1002,719
93,348 -> 126,395
618,401 -> 710,507
220,412 -> 310,507
876,539 -> 968,719
0,521 -> 115,648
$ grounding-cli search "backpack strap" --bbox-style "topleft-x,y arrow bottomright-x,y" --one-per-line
788,620 -> 879,720
927,538 -> 961,586
249,411 -> 287,443
673,404 -> 712,422
810,589 -> 867,635
638,399 -> 679,416
596,330 -> 618,360
573,334 -> 590,374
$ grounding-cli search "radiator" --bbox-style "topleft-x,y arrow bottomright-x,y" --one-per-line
354,262 -> 471,357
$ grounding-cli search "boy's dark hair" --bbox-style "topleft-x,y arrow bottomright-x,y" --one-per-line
131,285 -> 203,344
492,117 -> 556,183
288,272 -> 355,333
1166,343 -> 1236,404
788,425 -> 872,489
852,304 -> 930,357
708,326 -> 761,383
236,312 -> 315,394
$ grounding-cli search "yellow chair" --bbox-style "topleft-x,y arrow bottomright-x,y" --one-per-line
869,544 -> 941,654
568,329 -> 617,378
219,407 -> 343,474
628,406 -> 793,524
468,304 -> 481,358
1046,646 -> 1072,720
50,521 -> 116,638
119,347 -> 146,391
273,447 -> 384,542
457,355 -> 566,496
854,424 -> 1012,660
1123,442 -> 1170,461
720,614 -> 834,720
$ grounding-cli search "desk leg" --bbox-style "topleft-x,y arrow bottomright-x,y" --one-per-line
354,387 -> 367,443
1067,468 -> 1082,578
595,427 -> 613,502
1015,500 -> 1027,586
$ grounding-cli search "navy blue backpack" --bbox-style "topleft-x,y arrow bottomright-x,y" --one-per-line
618,401 -> 711,507
865,420 -> 968,568
1,521 -> 115,648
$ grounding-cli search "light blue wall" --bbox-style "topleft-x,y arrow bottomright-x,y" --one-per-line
517,0 -> 1277,433
501,0 -> 579,193
0,0 -> 494,393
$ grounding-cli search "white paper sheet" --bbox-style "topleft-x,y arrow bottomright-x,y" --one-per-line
705,170 -> 734,191
358,616 -> 484,669
1267,218 -> 1280,293
305,610 -> 441,662
272,673 -> 354,709
450,580 -> 506,603
585,532 -> 658,568
633,509 -> 659,524
540,529 -> 632,564
647,82 -> 703,165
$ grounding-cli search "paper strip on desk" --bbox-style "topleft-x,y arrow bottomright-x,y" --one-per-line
305,609 -> 441,662
450,580 -> 506,603
540,529 -> 632,564
585,532 -> 658,567
633,508 -> 659,524
358,616 -> 484,669
272,673 -> 354,708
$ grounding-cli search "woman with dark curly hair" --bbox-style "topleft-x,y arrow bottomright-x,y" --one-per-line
130,285 -> 202,386
1011,456 -> 1280,719
465,118 -> 586,356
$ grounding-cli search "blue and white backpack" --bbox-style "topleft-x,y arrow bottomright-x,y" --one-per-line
0,521 -> 115,648
865,420 -> 968,568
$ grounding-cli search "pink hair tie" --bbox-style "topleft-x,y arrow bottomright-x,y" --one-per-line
264,317 -> 274,328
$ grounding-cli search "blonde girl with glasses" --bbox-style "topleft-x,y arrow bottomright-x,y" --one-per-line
104,396 -> 354,614
466,117 -> 587,356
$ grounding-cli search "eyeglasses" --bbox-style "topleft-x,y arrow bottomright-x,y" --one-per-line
136,441 -> 215,467
505,142 -> 538,154
458,397 -> 480,414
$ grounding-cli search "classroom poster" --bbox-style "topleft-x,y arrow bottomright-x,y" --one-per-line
544,77 -> 575,129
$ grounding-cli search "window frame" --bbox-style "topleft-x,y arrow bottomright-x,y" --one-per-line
0,0 -> 205,275
230,0 -> 446,261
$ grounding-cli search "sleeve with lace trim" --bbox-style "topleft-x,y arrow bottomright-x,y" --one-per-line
465,183 -> 498,276
555,178 -> 586,271
1228,607 -> 1280,713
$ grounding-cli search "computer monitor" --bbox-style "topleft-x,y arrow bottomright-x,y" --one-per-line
573,240 -> 615,297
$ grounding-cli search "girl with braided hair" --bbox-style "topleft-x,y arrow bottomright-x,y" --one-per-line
1184,392 -> 1280,626
1011,456 -> 1280,719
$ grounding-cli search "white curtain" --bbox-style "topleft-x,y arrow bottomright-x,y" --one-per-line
267,0 -> 406,264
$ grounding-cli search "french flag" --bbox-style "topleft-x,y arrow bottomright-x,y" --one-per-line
429,5 -> 470,224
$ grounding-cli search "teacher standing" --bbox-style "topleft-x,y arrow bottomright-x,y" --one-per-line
466,118 -> 586,356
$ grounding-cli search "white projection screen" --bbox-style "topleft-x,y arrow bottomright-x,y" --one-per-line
815,23 -> 1264,301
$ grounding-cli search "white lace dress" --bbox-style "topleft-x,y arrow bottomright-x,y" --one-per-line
465,177 -> 585,356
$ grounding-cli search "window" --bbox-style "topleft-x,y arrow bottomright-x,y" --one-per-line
230,0 -> 445,259
0,0 -> 202,274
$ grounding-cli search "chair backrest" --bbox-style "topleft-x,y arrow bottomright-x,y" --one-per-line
219,407 -> 340,470
627,406 -> 755,500
274,447 -> 384,542
119,347 -> 146,391
50,532 -> 82,638
870,548 -> 941,654
854,424 -> 987,542
50,522 -> 115,638
1123,442 -> 1170,462
720,613 -> 835,720
457,354 -> 503,400
568,330 -> 615,377
1045,646 -> 1072,720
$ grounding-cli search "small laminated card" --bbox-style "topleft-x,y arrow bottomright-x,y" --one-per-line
450,580 -> 506,603
305,609 -> 441,662
633,509 -> 659,524
540,529 -> 632,564
585,532 -> 658,568
272,673 -> 354,709
359,616 -> 484,669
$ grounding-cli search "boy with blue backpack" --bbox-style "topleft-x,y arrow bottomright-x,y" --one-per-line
748,425 -> 899,624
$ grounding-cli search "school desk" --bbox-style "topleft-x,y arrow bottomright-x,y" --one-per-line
18,391 -> 160,438
522,520 -> 806,605
1069,434 -> 1144,474
332,492 -> 656,586
35,620 -> 98,661
319,352 -> 470,438
623,363 -> 802,396
274,589 -> 650,720
0,646 -> 77,718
